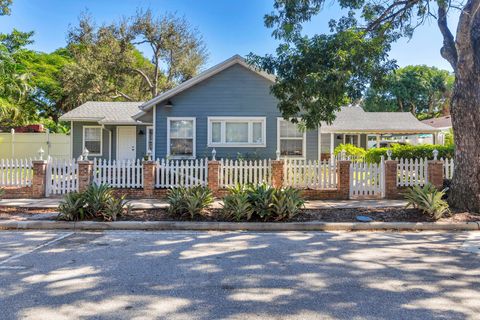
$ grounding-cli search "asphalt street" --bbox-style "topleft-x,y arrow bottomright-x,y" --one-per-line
0,230 -> 479,319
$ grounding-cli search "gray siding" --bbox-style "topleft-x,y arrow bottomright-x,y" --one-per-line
72,122 -> 147,160
154,64 -> 320,160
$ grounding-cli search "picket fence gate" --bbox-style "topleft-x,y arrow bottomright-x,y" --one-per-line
219,159 -> 272,187
349,160 -> 385,198
397,158 -> 428,187
155,158 -> 208,188
284,158 -> 337,189
46,158 -> 78,196
93,158 -> 143,188
0,158 -> 33,187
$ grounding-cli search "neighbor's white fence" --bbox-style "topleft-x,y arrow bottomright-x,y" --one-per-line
442,158 -> 454,179
155,158 -> 208,188
46,158 -> 78,196
0,159 -> 33,187
219,159 -> 272,187
93,158 -> 143,188
350,160 -> 385,198
397,158 -> 428,187
284,158 -> 337,189
0,130 -> 70,160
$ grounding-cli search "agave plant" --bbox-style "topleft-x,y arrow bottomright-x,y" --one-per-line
221,192 -> 254,221
83,183 -> 113,216
167,186 -> 214,218
246,183 -> 276,220
404,183 -> 450,220
101,195 -> 131,221
57,192 -> 87,221
271,187 -> 305,221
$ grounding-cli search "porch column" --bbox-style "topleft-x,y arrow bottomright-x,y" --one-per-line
357,134 -> 361,147
330,133 -> 334,159
376,134 -> 381,148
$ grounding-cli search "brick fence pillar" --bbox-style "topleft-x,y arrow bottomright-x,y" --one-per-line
385,160 -> 399,198
428,160 -> 444,189
32,160 -> 47,198
77,160 -> 93,192
337,160 -> 351,200
271,160 -> 284,188
208,160 -> 220,193
143,160 -> 156,197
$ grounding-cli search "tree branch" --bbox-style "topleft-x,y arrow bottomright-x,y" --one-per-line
437,4 -> 458,71
470,0 -> 480,71
111,90 -> 134,101
130,67 -> 154,89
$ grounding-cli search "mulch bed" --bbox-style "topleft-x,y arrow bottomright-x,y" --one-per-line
0,206 -> 478,223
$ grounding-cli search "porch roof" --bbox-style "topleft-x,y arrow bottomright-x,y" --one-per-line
320,107 -> 439,134
59,101 -> 149,125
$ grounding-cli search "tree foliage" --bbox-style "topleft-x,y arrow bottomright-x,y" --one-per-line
363,65 -> 454,117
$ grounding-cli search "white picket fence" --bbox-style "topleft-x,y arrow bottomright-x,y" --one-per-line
442,157 -> 454,179
93,158 -> 143,188
284,159 -> 337,189
155,158 -> 208,188
349,160 -> 385,198
46,158 -> 78,196
0,158 -> 33,187
397,158 -> 428,187
219,159 -> 272,187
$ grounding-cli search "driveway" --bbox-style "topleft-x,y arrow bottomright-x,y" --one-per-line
0,230 -> 479,319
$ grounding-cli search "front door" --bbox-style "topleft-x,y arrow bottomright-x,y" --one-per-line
117,126 -> 137,160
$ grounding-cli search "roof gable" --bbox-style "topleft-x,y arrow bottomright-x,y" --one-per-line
139,55 -> 275,111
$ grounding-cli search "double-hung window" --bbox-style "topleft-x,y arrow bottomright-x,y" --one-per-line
208,117 -> 266,147
168,118 -> 195,158
83,126 -> 102,156
277,119 -> 305,158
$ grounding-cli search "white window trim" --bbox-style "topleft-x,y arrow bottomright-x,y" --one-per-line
207,116 -> 266,147
82,125 -> 103,156
277,118 -> 306,159
146,126 -> 154,154
167,117 -> 196,159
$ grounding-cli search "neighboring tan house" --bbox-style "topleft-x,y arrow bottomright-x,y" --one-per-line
60,55 -> 439,161
421,115 -> 453,145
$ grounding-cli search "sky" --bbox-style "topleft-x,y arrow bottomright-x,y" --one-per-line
1,0 -> 458,71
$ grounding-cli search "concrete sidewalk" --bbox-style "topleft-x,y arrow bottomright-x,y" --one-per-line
0,197 -> 408,210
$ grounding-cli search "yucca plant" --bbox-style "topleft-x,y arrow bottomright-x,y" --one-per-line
221,191 -> 254,221
271,187 -> 305,221
57,191 -> 87,221
404,183 -> 450,220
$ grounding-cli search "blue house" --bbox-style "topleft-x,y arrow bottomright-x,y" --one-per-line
60,55 -> 438,161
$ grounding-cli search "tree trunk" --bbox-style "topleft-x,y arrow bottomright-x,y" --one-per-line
449,75 -> 480,212
447,0 -> 480,212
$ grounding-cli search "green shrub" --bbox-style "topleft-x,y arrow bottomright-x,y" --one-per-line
271,187 -> 305,221
167,186 -> 214,218
221,183 -> 305,221
221,188 -> 254,221
365,144 -> 454,163
246,184 -> 276,220
57,184 -> 129,221
334,144 -> 366,159
58,192 -> 87,221
404,183 -> 450,220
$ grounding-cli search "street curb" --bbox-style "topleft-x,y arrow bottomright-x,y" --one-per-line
0,220 -> 479,231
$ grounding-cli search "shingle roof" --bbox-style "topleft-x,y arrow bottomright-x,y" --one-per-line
320,107 -> 439,133
59,101 -> 147,124
421,115 -> 452,129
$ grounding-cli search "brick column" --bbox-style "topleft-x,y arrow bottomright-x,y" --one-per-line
271,160 -> 284,188
428,160 -> 444,189
385,160 -> 399,198
208,160 -> 220,193
77,160 -> 93,192
32,160 -> 47,198
143,160 -> 156,197
337,160 -> 351,200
